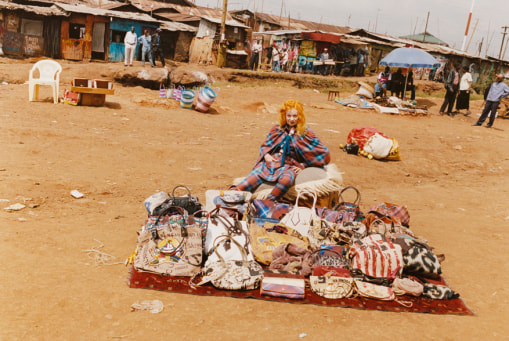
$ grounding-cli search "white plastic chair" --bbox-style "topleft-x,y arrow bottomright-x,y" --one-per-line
28,59 -> 62,104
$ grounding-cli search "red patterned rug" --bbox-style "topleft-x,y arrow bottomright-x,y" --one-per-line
127,266 -> 474,315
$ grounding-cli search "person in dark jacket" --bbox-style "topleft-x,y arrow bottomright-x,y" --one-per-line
439,64 -> 460,116
150,28 -> 165,68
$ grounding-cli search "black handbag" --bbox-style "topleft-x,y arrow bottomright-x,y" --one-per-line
153,185 -> 203,216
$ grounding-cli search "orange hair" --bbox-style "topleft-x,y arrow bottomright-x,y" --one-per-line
278,99 -> 306,135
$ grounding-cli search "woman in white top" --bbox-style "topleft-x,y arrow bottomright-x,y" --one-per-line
456,66 -> 473,116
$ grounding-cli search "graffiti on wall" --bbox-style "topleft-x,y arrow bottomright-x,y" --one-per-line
3,31 -> 22,54
24,35 -> 44,56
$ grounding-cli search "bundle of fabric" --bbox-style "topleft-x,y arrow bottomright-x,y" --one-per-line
233,163 -> 343,202
342,126 -> 401,161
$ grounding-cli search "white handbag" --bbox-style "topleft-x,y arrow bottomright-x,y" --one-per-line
280,189 -> 317,237
204,212 -> 254,262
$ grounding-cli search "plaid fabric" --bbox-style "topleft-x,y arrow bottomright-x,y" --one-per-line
252,199 -> 291,220
368,202 -> 410,227
254,124 -> 330,170
236,125 -> 330,200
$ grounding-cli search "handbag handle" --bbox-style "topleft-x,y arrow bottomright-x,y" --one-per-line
293,188 -> 318,210
334,186 -> 361,209
211,234 -> 248,263
171,185 -> 193,198
152,205 -> 187,240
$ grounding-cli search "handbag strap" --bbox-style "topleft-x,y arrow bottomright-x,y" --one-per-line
152,205 -> 187,240
209,210 -> 249,254
335,186 -> 361,208
171,185 -> 192,198
294,188 -> 318,210
211,234 -> 248,263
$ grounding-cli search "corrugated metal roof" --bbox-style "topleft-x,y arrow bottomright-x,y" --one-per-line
201,16 -> 249,28
53,3 -> 159,22
400,32 -> 449,46
0,0 -> 67,16
254,12 -> 351,34
159,20 -> 197,32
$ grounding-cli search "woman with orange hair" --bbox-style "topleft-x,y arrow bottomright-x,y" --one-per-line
235,99 -> 330,200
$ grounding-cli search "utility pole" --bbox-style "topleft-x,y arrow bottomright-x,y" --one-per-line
217,0 -> 228,67
499,26 -> 509,59
422,11 -> 430,42
461,0 -> 475,51
465,18 -> 479,53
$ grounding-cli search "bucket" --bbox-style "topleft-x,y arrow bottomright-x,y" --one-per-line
195,85 -> 220,113
180,89 -> 195,109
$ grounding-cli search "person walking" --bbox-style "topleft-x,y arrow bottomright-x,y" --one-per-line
150,28 -> 165,68
456,66 -> 473,116
124,26 -> 137,67
473,74 -> 509,128
439,64 -> 460,116
138,30 -> 152,67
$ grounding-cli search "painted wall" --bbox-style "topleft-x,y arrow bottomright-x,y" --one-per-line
1,11 -> 47,57
60,14 -> 109,61
108,20 -> 157,62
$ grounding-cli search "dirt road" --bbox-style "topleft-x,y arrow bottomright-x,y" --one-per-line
0,58 -> 508,340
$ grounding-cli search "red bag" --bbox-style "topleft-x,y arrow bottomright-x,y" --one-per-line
347,127 -> 389,150
349,234 -> 403,278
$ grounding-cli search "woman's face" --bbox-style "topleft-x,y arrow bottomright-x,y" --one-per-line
286,108 -> 299,127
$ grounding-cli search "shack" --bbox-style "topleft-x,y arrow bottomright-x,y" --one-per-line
0,0 -> 65,58
53,3 -> 159,62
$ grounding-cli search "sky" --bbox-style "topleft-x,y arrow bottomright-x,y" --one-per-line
191,0 -> 509,60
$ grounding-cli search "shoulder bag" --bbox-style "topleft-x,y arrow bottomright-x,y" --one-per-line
153,185 -> 203,216
310,267 -> 354,299
280,189 -> 317,237
190,235 -> 263,291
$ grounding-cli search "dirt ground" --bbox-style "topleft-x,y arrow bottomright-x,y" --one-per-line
0,57 -> 508,340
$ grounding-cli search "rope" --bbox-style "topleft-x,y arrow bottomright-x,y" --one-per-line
82,239 -> 123,266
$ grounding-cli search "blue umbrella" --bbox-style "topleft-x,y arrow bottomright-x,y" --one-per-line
379,47 -> 441,68
380,47 -> 441,99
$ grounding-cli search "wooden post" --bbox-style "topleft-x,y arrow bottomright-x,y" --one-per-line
217,0 -> 228,67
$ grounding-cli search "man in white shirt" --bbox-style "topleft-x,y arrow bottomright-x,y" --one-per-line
249,40 -> 262,71
124,26 -> 137,67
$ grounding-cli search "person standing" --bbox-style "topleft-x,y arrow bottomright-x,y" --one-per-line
249,39 -> 262,71
439,64 -> 460,116
456,66 -> 473,116
138,30 -> 152,67
473,74 -> 509,128
124,26 -> 137,67
272,44 -> 280,72
150,28 -> 165,68
318,48 -> 330,76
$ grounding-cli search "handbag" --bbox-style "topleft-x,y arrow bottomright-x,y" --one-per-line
204,210 -> 253,262
355,280 -> 395,301
144,191 -> 170,216
153,185 -> 203,216
172,85 -> 183,101
133,214 -> 202,276
392,277 -> 423,296
249,223 -> 309,265
310,248 -> 350,269
310,267 -> 354,299
280,190 -> 317,237
159,84 -> 166,98
191,235 -> 263,291
261,274 -> 305,300
368,202 -> 410,227
349,234 -> 403,278
333,186 -> 365,223
205,189 -> 252,215
368,218 -> 415,238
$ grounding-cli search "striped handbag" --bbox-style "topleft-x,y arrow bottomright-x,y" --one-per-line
349,234 -> 403,278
